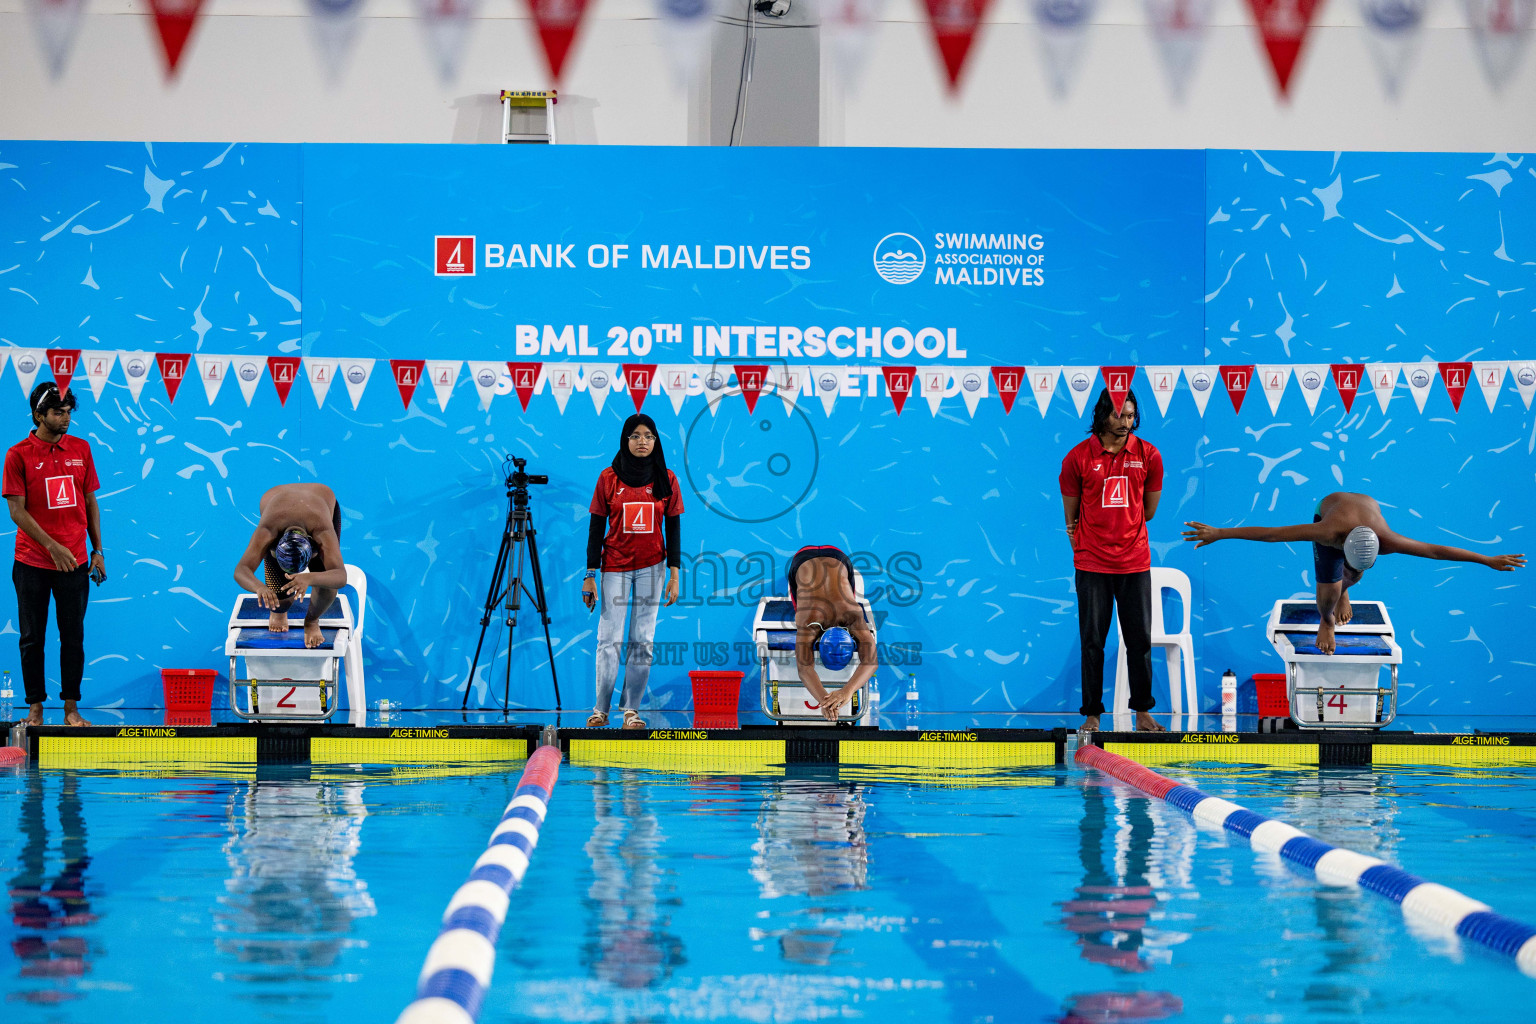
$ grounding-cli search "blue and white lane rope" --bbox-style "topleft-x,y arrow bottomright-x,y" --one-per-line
1076,742 -> 1536,977
396,743 -> 563,1024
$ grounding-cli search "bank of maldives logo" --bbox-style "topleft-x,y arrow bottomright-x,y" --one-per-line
873,233 -> 925,285
435,235 -> 476,276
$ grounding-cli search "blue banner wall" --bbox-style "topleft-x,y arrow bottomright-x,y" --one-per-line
0,141 -> 1530,719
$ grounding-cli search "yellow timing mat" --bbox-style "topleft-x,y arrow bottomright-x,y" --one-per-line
569,738 -> 785,775
37,734 -> 258,766
1104,740 -> 1319,766
311,737 -> 530,764
840,740 -> 1054,768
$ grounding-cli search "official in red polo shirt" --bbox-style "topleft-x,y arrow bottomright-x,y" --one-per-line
1059,388 -> 1164,733
3,383 -> 106,727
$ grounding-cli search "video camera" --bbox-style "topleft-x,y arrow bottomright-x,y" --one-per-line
505,455 -> 549,489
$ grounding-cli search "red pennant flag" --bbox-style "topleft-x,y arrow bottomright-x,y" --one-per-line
883,366 -> 917,414
156,353 -> 191,402
992,366 -> 1024,414
622,363 -> 656,412
1246,0 -> 1323,97
1329,363 -> 1362,412
922,0 -> 993,91
1101,365 -> 1135,413
1220,364 -> 1254,413
46,348 -> 81,395
527,0 -> 589,82
508,362 -> 542,411
266,356 -> 302,405
1439,361 -> 1472,411
148,0 -> 207,78
734,365 -> 768,414
390,359 -> 425,408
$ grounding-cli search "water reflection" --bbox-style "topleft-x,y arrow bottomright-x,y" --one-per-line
213,775 -> 376,990
580,769 -> 685,989
7,772 -> 97,1004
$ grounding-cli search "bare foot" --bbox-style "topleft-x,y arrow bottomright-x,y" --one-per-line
268,610 -> 289,633
1082,715 -> 1101,732
1336,591 -> 1353,625
63,702 -> 91,727
23,704 -> 44,727
1316,619 -> 1337,655
303,621 -> 324,649
1135,712 -> 1166,732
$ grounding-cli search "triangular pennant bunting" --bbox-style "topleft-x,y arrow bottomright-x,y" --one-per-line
733,364 -> 767,414
922,0 -> 993,91
157,353 -> 191,403
305,357 -> 340,409
1474,360 -> 1507,412
1034,0 -> 1098,97
26,0 -> 88,80
1403,362 -> 1436,413
231,356 -> 265,406
1183,365 -> 1217,416
414,0 -> 480,83
883,366 -> 916,414
509,362 -> 542,412
528,0 -> 591,82
119,351 -> 152,402
1328,364 -> 1362,413
390,359 -> 425,408
193,353 -> 229,405
660,365 -> 692,415
1359,0 -> 1426,99
1509,361 -> 1536,410
340,358 -> 375,410
267,356 -> 302,405
1220,365 -> 1253,414
1246,0 -> 1323,97
1439,361 -> 1472,411
1256,363 -> 1291,414
583,363 -> 618,415
306,0 -> 367,85
623,363 -> 656,412
1465,0 -> 1535,92
1146,0 -> 1212,102
11,349 -> 46,398
955,367 -> 990,417
1101,365 -> 1135,413
773,365 -> 806,415
654,0 -> 722,86
920,366 -> 950,415
80,350 -> 116,400
425,360 -> 461,411
148,0 -> 208,78
1293,365 -> 1328,414
1061,365 -> 1098,417
823,0 -> 887,89
544,363 -> 577,414
1029,366 -> 1062,418
815,366 -> 844,417
1367,362 -> 1399,413
992,366 -> 1025,414
467,361 -> 504,411
46,348 -> 80,395
1144,365 -> 1181,416
701,365 -> 732,417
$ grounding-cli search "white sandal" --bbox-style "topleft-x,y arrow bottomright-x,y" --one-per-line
622,709 -> 646,730
586,710 -> 608,727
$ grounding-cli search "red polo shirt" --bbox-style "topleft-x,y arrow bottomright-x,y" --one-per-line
589,468 -> 684,572
2,432 -> 100,570
1059,433 -> 1163,574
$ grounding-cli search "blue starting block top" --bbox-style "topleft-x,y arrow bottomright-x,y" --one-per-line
762,600 -> 796,621
765,630 -> 797,651
234,627 -> 344,649
1277,602 -> 1387,627
1283,632 -> 1395,657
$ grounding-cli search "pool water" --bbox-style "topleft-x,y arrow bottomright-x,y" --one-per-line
4,760 -> 1535,1022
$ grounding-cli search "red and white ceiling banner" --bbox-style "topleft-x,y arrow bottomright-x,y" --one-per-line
303,357 -> 339,409
1359,0 -> 1426,99
920,366 -> 950,415
147,0 -> 208,78
883,366 -> 916,414
1403,362 -> 1436,412
1256,363 -> 1291,414
415,0 -> 480,83
654,0 -> 723,86
1366,362 -> 1398,413
1182,365 -> 1216,416
1061,365 -> 1098,417
340,357 -> 375,410
822,0 -> 887,89
773,365 -> 807,415
193,353 -> 229,405
816,366 -> 845,417
701,365 -> 732,416
922,0 -> 994,91
624,363 -> 657,412
1328,364 -> 1362,413
268,356 -> 302,405
527,0 -> 592,82
543,363 -> 578,413
231,355 -> 266,406
1145,0 -> 1211,101
992,366 -> 1024,414
1245,0 -> 1324,98
1509,361 -> 1536,409
583,363 -> 618,415
1437,360 -> 1472,411
955,367 -> 991,417
157,353 -> 191,402
11,349 -> 44,398
80,350 -> 117,400
25,0 -> 87,80
121,351 -> 153,402
660,365 -> 692,414
390,359 -> 426,408
306,0 -> 368,85
1472,360 -> 1506,412
1101,365 -> 1134,413
1028,365 -> 1062,417
733,364 -> 766,414
1032,0 -> 1098,97
1144,365 -> 1180,416
1464,0 -> 1534,92
467,361 -> 505,411
47,348 -> 79,395
1220,364 -> 1254,413
1293,364 -> 1327,413
510,362 -> 543,411
425,359 -> 461,410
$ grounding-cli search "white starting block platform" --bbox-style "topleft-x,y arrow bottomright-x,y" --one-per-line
753,596 -> 875,726
1265,599 -> 1401,729
225,595 -> 363,725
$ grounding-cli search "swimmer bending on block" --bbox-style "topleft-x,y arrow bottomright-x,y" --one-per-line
788,545 -> 878,722
233,483 -> 347,649
1182,491 -> 1524,654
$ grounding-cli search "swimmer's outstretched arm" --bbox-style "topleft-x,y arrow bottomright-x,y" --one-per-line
823,627 -> 878,718
234,528 -> 282,608
1379,532 -> 1526,570
1182,521 -> 1330,547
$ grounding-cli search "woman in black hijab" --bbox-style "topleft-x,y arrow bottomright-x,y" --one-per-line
581,414 -> 684,729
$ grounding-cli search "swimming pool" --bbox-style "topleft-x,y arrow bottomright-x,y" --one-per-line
4,759 -> 1534,1021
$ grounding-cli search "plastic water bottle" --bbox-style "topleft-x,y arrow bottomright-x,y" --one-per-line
0,671 -> 12,722
904,674 -> 921,732
862,676 -> 880,729
1221,669 -> 1238,714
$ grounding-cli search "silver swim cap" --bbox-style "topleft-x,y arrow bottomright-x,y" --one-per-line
1343,526 -> 1379,571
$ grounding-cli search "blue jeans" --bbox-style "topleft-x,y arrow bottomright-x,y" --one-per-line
594,562 -> 667,714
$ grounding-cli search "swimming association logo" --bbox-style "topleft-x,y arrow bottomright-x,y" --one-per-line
1189,370 -> 1212,392
1301,370 -> 1322,391
475,365 -> 498,388
817,372 -> 839,393
434,235 -> 475,276
1519,367 -> 1536,388
124,357 -> 147,379
1068,371 -> 1092,393
1409,367 -> 1431,389
238,362 -> 260,382
962,372 -> 983,392
345,363 -> 368,385
873,233 -> 926,285
16,353 -> 37,375
704,371 -> 726,392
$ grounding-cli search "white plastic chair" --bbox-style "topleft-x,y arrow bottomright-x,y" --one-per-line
343,564 -> 368,725
1113,566 -> 1197,717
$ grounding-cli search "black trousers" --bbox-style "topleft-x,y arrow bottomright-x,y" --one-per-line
14,561 -> 91,705
1076,569 -> 1153,716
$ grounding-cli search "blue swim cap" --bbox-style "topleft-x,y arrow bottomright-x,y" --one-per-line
818,627 -> 856,671
272,528 -> 313,574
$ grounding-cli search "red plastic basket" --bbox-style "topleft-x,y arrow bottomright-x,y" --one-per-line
689,670 -> 743,715
1254,673 -> 1289,717
162,669 -> 216,712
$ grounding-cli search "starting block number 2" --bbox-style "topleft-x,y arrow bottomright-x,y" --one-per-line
256,683 -> 323,716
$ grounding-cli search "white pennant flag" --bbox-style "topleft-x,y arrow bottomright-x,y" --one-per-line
773,365 -> 806,415
1144,365 -> 1181,416
1145,0 -> 1210,102
194,354 -> 230,405
1256,364 -> 1292,414
307,0 -> 367,85
425,359 -> 461,411
340,357 -> 375,410
823,0 -> 886,90
305,357 -> 340,409
1292,364 -> 1328,414
1366,363 -> 1399,413
80,350 -> 116,400
466,361 -> 503,411
231,355 -> 265,406
544,363 -> 578,414
1060,365 -> 1097,417
700,365 -> 732,416
1464,0 -> 1534,92
919,366 -> 950,416
1509,361 -> 1536,409
26,0 -> 87,80
1474,360 -> 1507,412
582,363 -> 618,415
654,0 -> 722,86
1183,365 -> 1217,417
11,348 -> 45,397
414,0 -> 480,83
1033,0 -> 1098,97
1360,0 -> 1426,99
815,366 -> 844,417
659,365 -> 692,415
1403,362 -> 1436,413
118,351 -> 152,401
955,367 -> 991,417
1028,365 -> 1062,418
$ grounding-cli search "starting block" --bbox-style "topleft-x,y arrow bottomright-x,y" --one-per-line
225,595 -> 359,724
753,596 -> 874,726
1265,599 -> 1401,729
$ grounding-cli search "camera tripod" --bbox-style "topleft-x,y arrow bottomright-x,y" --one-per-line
462,456 -> 561,713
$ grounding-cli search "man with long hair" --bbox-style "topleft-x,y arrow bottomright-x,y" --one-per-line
1060,388 -> 1164,733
